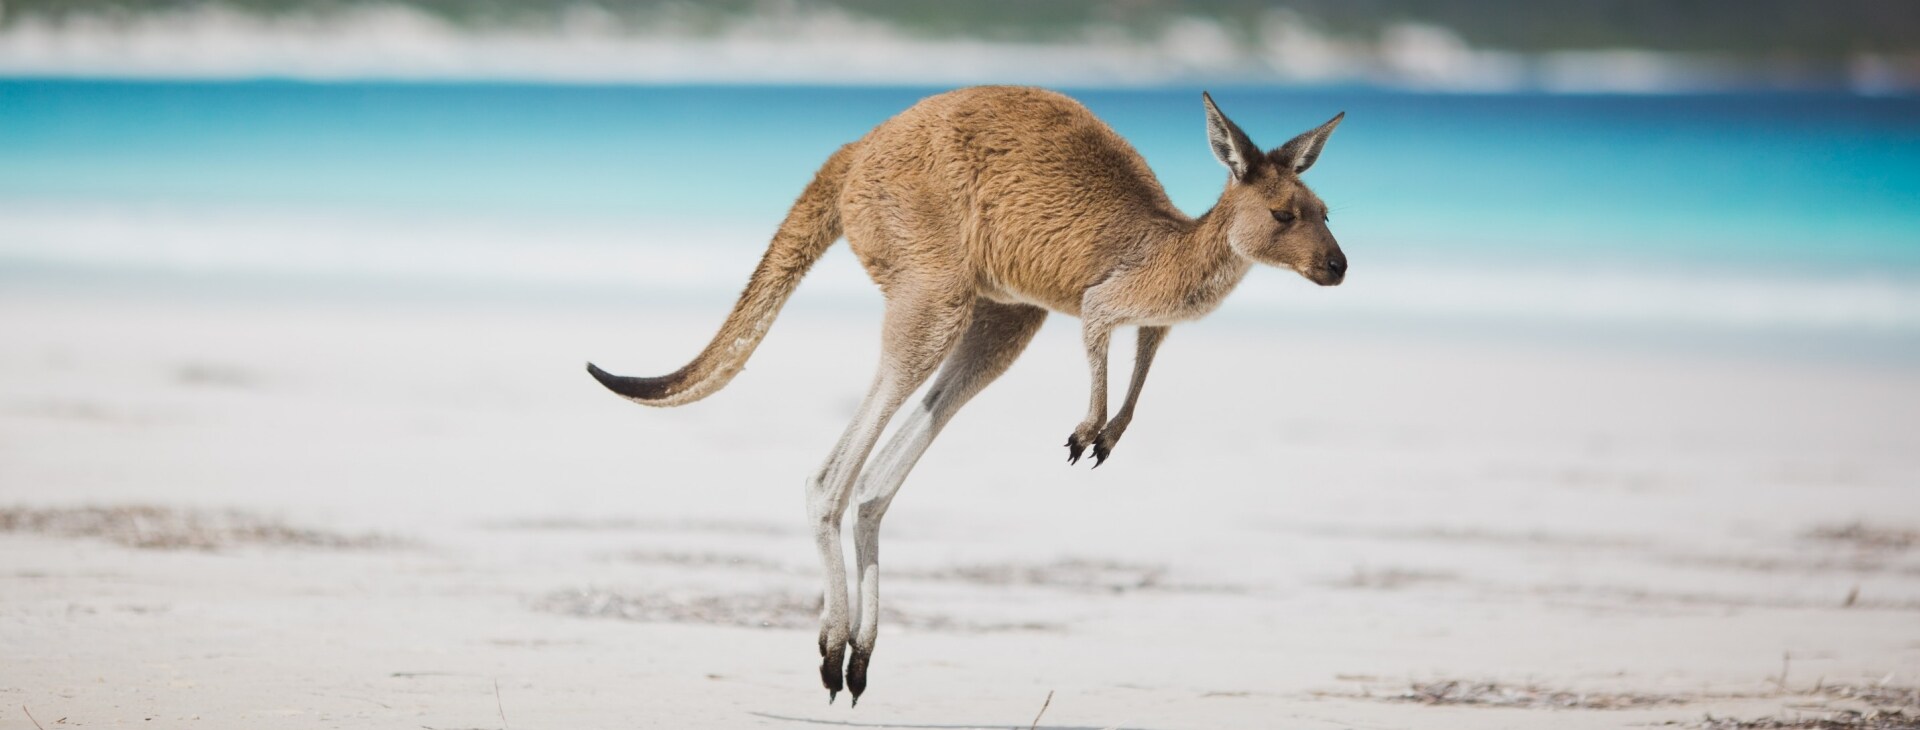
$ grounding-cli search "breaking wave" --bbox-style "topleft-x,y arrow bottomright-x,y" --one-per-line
2,3 -> 1908,92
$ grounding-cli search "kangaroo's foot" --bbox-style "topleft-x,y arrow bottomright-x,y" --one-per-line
1064,420 -> 1102,465
819,630 -> 846,703
846,643 -> 871,706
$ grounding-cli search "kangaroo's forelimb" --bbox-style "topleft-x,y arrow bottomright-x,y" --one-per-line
1092,325 -> 1168,466
1065,318 -> 1114,465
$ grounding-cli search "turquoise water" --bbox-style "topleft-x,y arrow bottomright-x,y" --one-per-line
3,80 -> 1918,335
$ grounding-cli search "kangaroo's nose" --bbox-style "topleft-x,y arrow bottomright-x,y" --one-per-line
1326,257 -> 1346,275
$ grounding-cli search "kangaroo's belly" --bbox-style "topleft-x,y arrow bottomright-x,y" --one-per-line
976,276 -> 1081,317
968,220 -> 1122,318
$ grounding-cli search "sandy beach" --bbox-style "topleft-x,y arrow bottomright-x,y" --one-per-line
2,278 -> 1916,729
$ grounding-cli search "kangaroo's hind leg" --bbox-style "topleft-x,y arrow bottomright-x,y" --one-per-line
846,299 -> 1047,703
807,278 -> 974,704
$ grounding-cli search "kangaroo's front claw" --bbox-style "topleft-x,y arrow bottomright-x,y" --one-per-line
1090,419 -> 1132,468
1067,419 -> 1106,466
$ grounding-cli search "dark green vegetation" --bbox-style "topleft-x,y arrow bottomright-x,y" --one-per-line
8,0 -> 1919,59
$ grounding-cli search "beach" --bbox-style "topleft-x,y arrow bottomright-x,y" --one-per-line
4,277 -> 1917,729
3,75 -> 1918,729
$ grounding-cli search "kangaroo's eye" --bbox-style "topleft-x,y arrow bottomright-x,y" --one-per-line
1323,212 -> 1331,223
1271,210 -> 1296,224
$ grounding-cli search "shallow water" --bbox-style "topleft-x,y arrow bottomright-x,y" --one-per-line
2,80 -> 1917,341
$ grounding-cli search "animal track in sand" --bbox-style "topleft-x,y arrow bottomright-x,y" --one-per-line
1805,522 -> 1920,553
890,557 -> 1178,593
1689,709 -> 1918,729
1390,679 -> 1685,710
487,516 -> 795,536
0,505 -> 402,551
1329,565 -> 1458,590
172,361 -> 258,388
609,551 -> 1243,595
1364,678 -> 1917,726
534,586 -> 1058,633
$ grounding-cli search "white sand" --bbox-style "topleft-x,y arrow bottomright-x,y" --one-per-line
3,284 -> 1918,729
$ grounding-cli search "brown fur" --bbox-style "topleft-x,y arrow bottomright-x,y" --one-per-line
587,86 -> 1346,704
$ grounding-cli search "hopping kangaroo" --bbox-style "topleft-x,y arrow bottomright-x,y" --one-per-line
587,86 -> 1346,704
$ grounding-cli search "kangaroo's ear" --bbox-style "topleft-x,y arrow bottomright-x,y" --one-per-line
1202,92 -> 1261,182
1273,111 -> 1345,175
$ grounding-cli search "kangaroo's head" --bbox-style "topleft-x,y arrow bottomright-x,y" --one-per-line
1202,92 -> 1346,286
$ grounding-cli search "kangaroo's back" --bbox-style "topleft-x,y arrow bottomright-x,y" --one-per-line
841,86 -> 1187,313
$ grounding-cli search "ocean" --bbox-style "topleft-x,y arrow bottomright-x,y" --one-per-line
2,80 -> 1917,349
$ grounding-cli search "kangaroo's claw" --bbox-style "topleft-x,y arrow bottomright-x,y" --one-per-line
847,648 -> 870,706
820,635 -> 845,701
1065,436 -> 1086,464
1091,441 -> 1111,467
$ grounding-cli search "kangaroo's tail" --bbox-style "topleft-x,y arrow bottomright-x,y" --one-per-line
586,141 -> 859,407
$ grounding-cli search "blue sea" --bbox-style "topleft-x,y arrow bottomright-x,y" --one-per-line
3,80 -> 1917,354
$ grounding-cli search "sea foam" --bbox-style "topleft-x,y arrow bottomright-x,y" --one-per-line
4,204 -> 1914,333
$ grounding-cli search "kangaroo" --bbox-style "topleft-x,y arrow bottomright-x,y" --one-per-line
587,86 -> 1346,705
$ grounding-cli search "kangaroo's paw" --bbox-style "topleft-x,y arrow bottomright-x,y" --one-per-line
1091,423 -> 1127,468
1091,438 -> 1112,467
819,633 -> 846,703
1066,421 -> 1104,466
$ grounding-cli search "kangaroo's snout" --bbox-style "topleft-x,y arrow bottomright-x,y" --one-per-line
1314,253 -> 1347,286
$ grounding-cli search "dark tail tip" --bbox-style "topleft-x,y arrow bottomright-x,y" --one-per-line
585,361 -> 675,401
